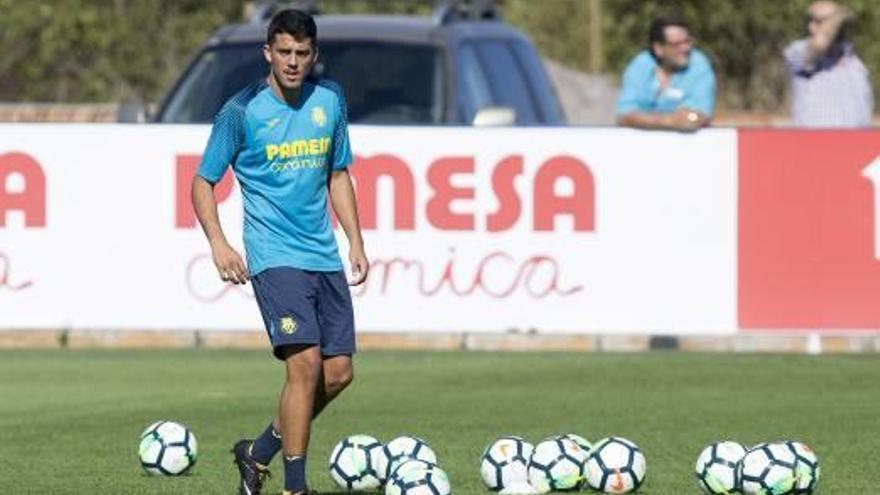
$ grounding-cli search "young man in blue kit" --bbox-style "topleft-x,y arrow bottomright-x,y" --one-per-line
191,9 -> 368,495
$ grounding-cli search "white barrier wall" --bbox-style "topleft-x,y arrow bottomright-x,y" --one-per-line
0,125 -> 737,333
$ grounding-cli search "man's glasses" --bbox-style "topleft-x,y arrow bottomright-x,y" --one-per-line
806,14 -> 832,25
663,37 -> 694,48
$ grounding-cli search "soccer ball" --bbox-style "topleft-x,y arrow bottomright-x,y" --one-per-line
528,435 -> 588,492
786,441 -> 820,494
694,441 -> 747,494
738,443 -> 798,495
584,437 -> 646,493
385,459 -> 451,495
480,435 -> 534,491
328,434 -> 388,490
384,435 -> 438,481
138,421 -> 198,476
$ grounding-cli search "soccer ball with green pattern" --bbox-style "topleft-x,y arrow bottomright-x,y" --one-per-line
385,459 -> 451,495
383,435 -> 438,482
694,441 -> 747,494
328,434 -> 388,490
479,435 -> 534,491
528,435 -> 589,492
787,441 -> 820,494
584,437 -> 646,493
138,421 -> 198,476
738,443 -> 798,495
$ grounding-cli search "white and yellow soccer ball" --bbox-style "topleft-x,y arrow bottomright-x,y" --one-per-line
786,441 -> 820,494
385,458 -> 451,495
138,421 -> 198,476
738,443 -> 798,495
328,434 -> 388,491
584,437 -> 646,493
480,436 -> 534,491
383,435 -> 438,482
527,435 -> 589,493
694,441 -> 747,494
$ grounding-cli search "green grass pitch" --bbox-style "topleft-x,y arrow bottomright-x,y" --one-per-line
1,349 -> 878,494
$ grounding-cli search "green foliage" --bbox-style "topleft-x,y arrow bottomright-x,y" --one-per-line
0,0 -> 240,102
1,0 -> 877,112
1,350 -> 879,493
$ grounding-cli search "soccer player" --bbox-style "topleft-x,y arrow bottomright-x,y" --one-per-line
190,9 -> 367,495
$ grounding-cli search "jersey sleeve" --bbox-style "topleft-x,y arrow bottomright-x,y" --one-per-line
330,87 -> 353,171
197,99 -> 246,184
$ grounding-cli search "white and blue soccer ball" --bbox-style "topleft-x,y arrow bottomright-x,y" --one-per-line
786,441 -> 820,494
694,441 -> 747,494
527,435 -> 588,492
328,434 -> 388,491
384,435 -> 438,481
479,435 -> 534,491
385,458 -> 451,495
138,421 -> 198,476
584,437 -> 646,493
738,443 -> 798,495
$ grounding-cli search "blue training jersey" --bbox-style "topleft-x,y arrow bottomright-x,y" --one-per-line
197,78 -> 353,275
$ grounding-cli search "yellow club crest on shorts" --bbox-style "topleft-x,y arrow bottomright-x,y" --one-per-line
280,316 -> 298,334
311,106 -> 327,127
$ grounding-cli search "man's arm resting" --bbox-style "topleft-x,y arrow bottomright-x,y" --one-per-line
191,175 -> 248,284
328,169 -> 368,286
618,109 -> 710,131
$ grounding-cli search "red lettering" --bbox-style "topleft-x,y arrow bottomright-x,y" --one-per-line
533,155 -> 595,231
350,154 -> 415,230
359,250 -> 583,299
175,155 -> 235,228
427,157 -> 474,230
0,152 -> 46,227
488,156 -> 523,232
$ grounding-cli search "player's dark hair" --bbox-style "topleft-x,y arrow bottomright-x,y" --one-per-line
267,9 -> 317,45
648,16 -> 690,48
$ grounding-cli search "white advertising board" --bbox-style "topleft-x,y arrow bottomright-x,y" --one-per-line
0,125 -> 737,333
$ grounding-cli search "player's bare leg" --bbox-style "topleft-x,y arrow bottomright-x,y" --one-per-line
278,344 -> 322,494
313,355 -> 354,418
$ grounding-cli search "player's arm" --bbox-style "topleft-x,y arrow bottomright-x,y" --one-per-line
191,176 -> 248,284
191,99 -> 248,284
329,169 -> 368,286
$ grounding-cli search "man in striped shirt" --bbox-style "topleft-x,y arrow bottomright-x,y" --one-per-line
784,1 -> 874,128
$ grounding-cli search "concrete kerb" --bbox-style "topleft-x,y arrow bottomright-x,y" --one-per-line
0,330 -> 879,353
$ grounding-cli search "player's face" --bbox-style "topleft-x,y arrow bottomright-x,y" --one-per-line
263,33 -> 318,90
654,25 -> 692,70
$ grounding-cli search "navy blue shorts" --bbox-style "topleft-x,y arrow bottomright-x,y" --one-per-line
251,266 -> 356,360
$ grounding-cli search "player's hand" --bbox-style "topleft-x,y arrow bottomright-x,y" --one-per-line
211,241 -> 249,284
348,246 -> 369,286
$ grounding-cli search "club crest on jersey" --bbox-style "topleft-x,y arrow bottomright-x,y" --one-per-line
280,316 -> 298,334
311,106 -> 327,127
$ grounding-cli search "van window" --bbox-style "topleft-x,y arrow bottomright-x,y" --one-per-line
159,42 -> 442,124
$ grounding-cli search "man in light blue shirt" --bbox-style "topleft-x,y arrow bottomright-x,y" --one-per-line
617,17 -> 716,132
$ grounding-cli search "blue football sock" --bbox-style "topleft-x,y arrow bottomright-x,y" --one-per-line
283,454 -> 307,493
250,423 -> 282,466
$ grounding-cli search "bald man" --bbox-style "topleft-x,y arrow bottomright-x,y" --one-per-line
784,1 -> 874,127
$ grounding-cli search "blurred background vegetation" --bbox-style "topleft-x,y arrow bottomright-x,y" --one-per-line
1,0 -> 877,113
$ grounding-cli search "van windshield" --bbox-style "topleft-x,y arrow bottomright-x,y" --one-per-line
158,41 -> 443,125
